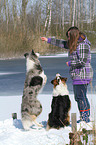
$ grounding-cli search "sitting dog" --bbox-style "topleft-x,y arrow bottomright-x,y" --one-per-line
21,49 -> 47,130
46,73 -> 71,130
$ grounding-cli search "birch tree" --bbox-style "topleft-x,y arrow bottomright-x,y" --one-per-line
44,0 -> 52,35
47,0 -> 52,34
89,0 -> 92,28
44,0 -> 50,32
92,0 -> 95,28
85,0 -> 88,29
75,1 -> 77,26
69,0 -> 72,26
78,0 -> 80,28
56,0 -> 59,34
81,0 -> 83,29
92,0 -> 95,20
72,0 -> 76,26
62,0 -> 64,31
59,0 -> 62,29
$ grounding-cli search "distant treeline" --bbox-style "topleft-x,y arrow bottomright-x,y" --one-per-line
0,0 -> 96,58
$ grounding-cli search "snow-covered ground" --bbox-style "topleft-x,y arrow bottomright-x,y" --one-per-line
0,94 -> 95,145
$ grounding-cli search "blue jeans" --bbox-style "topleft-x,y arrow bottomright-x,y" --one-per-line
73,84 -> 90,122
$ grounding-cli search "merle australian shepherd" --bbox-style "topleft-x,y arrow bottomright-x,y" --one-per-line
46,73 -> 71,130
21,49 -> 47,130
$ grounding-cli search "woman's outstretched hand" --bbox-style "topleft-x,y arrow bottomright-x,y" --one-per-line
66,62 -> 69,66
41,37 -> 48,42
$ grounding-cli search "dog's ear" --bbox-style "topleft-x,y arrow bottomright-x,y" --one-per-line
51,79 -> 59,86
31,49 -> 35,55
64,77 -> 67,82
61,77 -> 67,83
51,80 -> 54,84
24,53 -> 29,58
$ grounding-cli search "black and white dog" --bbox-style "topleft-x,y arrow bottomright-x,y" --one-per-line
46,73 -> 71,130
21,49 -> 47,130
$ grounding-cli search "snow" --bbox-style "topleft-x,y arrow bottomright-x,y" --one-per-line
0,94 -> 95,145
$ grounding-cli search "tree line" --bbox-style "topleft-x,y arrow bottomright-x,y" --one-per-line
0,0 -> 96,58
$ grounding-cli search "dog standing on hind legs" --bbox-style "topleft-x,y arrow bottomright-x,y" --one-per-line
46,73 -> 71,130
21,49 -> 47,130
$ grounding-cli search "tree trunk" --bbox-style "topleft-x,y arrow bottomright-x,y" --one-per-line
85,0 -> 88,30
21,0 -> 28,48
44,0 -> 50,32
46,0 -> 52,35
56,0 -> 58,35
89,0 -> 92,29
62,0 -> 64,32
69,0 -> 72,26
21,0 -> 28,32
92,0 -> 95,28
78,0 -> 80,28
72,0 -> 76,26
4,0 -> 8,32
59,0 -> 62,30
12,0 -> 17,31
75,1 -> 77,26
81,0 -> 83,30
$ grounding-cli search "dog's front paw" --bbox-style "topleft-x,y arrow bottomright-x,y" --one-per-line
38,123 -> 43,127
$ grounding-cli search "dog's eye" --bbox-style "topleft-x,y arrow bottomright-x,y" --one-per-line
57,76 -> 61,81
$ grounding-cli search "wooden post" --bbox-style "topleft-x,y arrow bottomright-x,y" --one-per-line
70,113 -> 77,145
71,113 -> 77,133
69,113 -> 82,145
12,113 -> 17,120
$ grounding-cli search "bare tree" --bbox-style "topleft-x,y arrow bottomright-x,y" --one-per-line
92,0 -> 95,28
62,0 -> 64,31
0,0 -> 4,24
3,0 -> 9,32
56,0 -> 59,34
59,0 -> 62,30
47,0 -> 52,34
72,0 -> 76,26
21,0 -> 28,31
44,0 -> 52,35
21,0 -> 28,48
12,0 -> 17,31
89,0 -> 92,28
78,0 -> 80,28
81,0 -> 83,30
75,1 -> 77,26
44,0 -> 50,32
85,0 -> 88,30
69,0 -> 72,26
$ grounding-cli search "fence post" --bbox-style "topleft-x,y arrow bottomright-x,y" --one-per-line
12,113 -> 17,120
71,113 -> 77,133
70,113 -> 82,145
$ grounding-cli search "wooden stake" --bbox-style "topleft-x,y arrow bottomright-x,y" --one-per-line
12,113 -> 17,120
71,113 -> 77,133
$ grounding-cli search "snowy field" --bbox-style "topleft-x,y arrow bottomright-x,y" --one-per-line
0,93 -> 96,145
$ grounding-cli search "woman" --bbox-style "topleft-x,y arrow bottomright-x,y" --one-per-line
41,26 -> 93,123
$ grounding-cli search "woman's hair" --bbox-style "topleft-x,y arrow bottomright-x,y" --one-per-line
66,26 -> 79,38
66,26 -> 85,54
